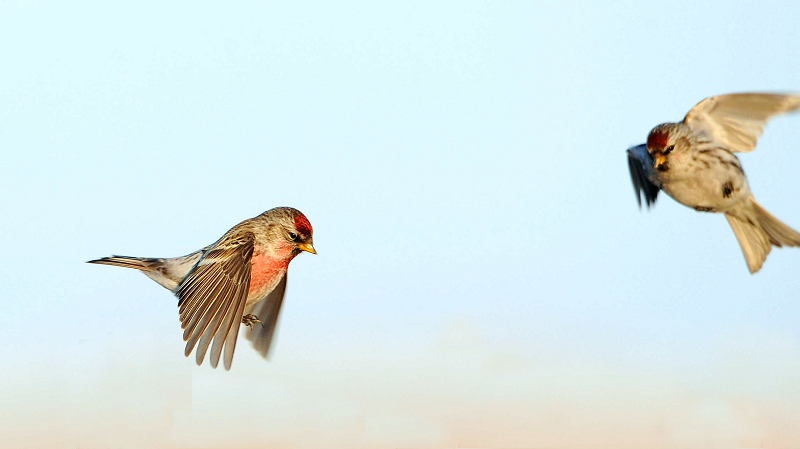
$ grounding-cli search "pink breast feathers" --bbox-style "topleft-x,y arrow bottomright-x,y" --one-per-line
248,253 -> 290,297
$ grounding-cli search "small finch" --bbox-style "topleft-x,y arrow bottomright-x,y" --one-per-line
88,207 -> 316,370
628,93 -> 800,273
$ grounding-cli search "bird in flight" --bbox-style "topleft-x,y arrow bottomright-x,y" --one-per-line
89,207 -> 316,369
627,93 -> 800,273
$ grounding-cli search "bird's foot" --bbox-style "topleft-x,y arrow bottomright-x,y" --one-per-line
242,314 -> 262,328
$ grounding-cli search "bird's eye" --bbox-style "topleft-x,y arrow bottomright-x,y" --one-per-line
289,232 -> 298,241
664,145 -> 675,155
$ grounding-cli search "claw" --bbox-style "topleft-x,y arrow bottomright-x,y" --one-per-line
242,314 -> 262,328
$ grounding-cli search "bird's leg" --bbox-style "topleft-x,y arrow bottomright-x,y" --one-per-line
242,314 -> 262,327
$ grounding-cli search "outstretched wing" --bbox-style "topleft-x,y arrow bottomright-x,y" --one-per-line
627,143 -> 660,208
684,93 -> 800,152
245,272 -> 288,359
175,230 -> 254,370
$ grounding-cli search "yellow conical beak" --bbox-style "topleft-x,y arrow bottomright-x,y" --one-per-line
654,155 -> 668,170
297,242 -> 317,254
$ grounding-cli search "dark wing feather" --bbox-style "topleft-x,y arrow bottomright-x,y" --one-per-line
244,273 -> 288,359
175,231 -> 254,370
626,143 -> 660,208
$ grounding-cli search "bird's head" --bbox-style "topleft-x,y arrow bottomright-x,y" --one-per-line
287,210 -> 316,255
647,123 -> 689,172
263,207 -> 316,256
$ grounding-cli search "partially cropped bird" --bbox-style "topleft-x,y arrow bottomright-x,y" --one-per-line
627,93 -> 800,273
88,207 -> 316,369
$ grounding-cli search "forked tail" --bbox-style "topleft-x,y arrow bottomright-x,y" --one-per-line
725,196 -> 800,273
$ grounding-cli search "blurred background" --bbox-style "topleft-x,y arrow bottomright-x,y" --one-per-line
1,1 -> 799,448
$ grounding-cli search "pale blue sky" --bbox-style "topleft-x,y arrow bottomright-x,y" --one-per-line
2,1 -> 800,448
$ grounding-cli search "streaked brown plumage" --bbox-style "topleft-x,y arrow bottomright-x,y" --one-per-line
88,207 -> 316,369
628,93 -> 800,273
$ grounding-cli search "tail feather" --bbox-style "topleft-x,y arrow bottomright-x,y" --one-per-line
751,199 -> 800,248
87,255 -> 164,271
88,255 -> 184,290
725,214 -> 771,273
725,197 -> 800,273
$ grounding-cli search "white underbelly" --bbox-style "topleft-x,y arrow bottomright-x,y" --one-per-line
663,176 -> 749,212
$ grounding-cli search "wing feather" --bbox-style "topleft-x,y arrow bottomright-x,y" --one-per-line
626,143 -> 660,208
179,273 -> 221,326
183,270 -> 227,340
684,93 -> 800,152
174,230 -> 254,369
245,273 -> 288,359
223,292 -> 249,370
209,287 -> 242,368
192,277 -> 236,364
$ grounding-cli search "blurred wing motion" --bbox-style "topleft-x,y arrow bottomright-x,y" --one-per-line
176,231 -> 255,370
683,93 -> 800,153
245,273 -> 288,358
626,143 -> 660,208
